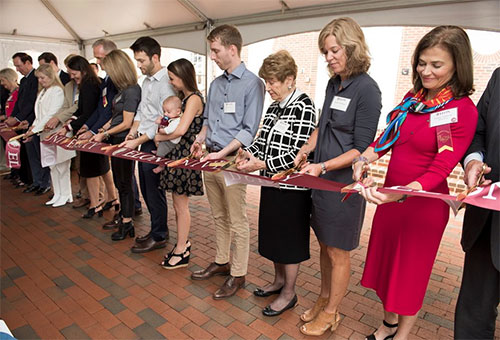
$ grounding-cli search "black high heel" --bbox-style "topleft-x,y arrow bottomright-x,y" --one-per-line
102,199 -> 120,211
111,221 -> 135,241
82,205 -> 103,219
366,320 -> 398,340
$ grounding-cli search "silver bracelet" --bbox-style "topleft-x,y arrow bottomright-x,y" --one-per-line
352,156 -> 369,165
320,162 -> 327,175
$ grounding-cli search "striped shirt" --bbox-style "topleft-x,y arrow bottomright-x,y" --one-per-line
246,89 -> 316,190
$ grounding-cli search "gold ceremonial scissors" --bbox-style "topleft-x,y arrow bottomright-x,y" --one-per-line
271,156 -> 307,180
457,163 -> 487,209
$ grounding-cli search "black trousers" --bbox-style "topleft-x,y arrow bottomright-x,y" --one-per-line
138,140 -> 167,240
25,134 -> 50,188
455,216 -> 499,339
110,156 -> 134,219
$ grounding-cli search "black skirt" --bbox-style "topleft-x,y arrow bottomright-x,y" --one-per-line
79,151 -> 110,178
258,186 -> 312,264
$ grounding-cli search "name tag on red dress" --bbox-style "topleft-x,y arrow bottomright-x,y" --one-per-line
430,108 -> 458,153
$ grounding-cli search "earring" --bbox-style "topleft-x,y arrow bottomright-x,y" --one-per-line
288,85 -> 292,90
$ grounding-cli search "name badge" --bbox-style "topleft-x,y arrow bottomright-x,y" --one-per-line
430,108 -> 458,127
102,87 -> 107,97
224,102 -> 236,113
330,96 -> 351,112
274,120 -> 290,133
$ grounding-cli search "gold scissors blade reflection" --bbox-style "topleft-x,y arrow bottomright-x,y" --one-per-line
457,163 -> 487,208
271,157 -> 306,180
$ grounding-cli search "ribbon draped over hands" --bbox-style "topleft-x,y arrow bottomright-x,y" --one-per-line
41,133 -> 500,213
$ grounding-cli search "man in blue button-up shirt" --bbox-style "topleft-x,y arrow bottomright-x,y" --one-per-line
190,25 -> 265,299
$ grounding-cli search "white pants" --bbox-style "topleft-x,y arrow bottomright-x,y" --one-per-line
50,160 -> 72,199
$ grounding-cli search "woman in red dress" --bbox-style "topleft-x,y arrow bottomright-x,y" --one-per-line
352,26 -> 478,340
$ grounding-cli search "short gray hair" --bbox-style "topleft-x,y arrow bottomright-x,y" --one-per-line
92,39 -> 117,53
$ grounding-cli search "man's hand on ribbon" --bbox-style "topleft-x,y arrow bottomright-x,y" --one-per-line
119,138 -> 140,150
464,160 -> 491,189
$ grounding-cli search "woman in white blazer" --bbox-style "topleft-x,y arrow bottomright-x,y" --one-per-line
27,64 -> 75,207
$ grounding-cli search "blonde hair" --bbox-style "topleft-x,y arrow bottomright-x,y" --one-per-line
102,50 -> 138,90
35,64 -> 63,92
318,17 -> 371,78
0,68 -> 18,87
259,50 -> 297,82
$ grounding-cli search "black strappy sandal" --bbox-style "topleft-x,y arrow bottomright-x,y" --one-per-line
161,241 -> 191,270
366,320 -> 398,340
161,248 -> 190,269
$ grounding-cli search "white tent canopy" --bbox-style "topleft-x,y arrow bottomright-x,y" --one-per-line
1,0 -> 499,57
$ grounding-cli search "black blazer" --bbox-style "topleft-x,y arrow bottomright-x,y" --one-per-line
461,67 -> 500,270
69,79 -> 100,132
10,69 -> 38,124
59,70 -> 70,86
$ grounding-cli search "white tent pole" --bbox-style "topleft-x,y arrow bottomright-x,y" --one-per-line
204,20 -> 213,99
39,0 -> 84,54
177,0 -> 210,22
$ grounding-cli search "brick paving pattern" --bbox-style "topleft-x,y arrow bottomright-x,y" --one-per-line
1,173 -> 499,339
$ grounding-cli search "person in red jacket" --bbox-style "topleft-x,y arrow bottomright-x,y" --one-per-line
353,26 -> 478,340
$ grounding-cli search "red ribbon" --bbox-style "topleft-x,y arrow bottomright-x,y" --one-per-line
41,133 -> 500,212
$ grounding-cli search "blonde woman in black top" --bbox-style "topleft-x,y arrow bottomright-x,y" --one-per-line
296,17 -> 381,335
92,50 -> 141,241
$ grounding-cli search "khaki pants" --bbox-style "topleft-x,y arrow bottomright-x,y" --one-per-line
204,169 -> 249,277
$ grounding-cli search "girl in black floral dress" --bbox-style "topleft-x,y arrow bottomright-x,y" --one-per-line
155,58 -> 204,269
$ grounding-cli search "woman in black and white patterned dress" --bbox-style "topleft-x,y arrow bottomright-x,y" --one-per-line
236,50 -> 316,317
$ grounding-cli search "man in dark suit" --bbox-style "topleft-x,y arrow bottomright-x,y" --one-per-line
455,67 -> 500,339
5,52 -> 38,188
38,52 -> 70,85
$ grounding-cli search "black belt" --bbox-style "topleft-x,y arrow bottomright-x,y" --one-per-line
206,146 -> 237,156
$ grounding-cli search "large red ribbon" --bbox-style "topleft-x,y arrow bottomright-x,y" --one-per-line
42,133 -> 500,212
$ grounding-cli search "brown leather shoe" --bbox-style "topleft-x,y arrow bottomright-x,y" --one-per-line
103,213 -> 121,230
72,198 -> 90,209
191,262 -> 230,281
135,232 -> 152,244
130,237 -> 166,253
213,275 -> 245,300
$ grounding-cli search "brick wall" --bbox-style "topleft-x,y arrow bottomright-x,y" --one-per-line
271,32 -> 321,103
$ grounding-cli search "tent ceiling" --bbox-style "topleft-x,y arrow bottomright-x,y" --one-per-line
1,0 -> 498,54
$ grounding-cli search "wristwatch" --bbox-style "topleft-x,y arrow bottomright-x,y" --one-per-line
320,162 -> 327,175
397,195 -> 408,203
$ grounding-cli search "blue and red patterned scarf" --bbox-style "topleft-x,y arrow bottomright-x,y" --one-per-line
374,87 -> 454,152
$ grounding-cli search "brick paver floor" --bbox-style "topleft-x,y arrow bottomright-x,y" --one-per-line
1,172 -> 499,339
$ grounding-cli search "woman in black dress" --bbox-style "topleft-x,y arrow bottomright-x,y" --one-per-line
296,17 -> 381,336
236,50 -> 316,316
57,56 -> 105,217
91,50 -> 141,241
156,58 -> 204,269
